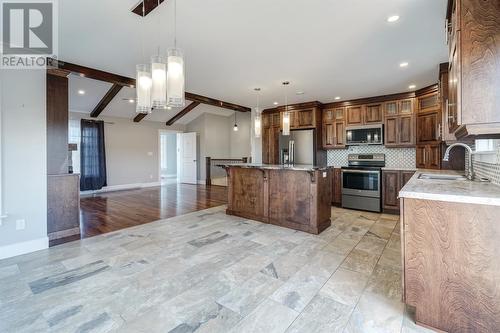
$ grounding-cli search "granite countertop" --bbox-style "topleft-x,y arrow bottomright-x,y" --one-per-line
382,167 -> 418,171
216,163 -> 332,171
399,169 -> 500,206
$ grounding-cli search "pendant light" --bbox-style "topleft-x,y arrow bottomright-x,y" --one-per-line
254,88 -> 262,138
136,1 -> 152,114
167,0 -> 185,107
151,0 -> 167,109
282,81 -> 291,136
233,112 -> 239,132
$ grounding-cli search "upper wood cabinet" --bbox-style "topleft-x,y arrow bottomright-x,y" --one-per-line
417,112 -> 441,144
322,107 -> 346,149
384,99 -> 415,148
295,109 -> 316,128
446,0 -> 500,137
365,103 -> 383,124
346,106 -> 364,126
417,92 -> 440,114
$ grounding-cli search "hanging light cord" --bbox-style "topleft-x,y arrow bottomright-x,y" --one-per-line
141,1 -> 146,63
174,0 -> 177,48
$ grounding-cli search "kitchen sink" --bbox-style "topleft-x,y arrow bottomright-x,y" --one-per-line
418,173 -> 467,181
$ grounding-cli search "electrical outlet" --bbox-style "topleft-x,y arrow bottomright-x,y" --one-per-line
16,219 -> 26,230
150,174 -> 153,179
147,151 -> 153,156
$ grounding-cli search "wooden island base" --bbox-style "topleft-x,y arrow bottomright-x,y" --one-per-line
223,165 -> 332,235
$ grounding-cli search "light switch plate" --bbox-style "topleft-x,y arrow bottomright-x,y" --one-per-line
16,219 -> 26,230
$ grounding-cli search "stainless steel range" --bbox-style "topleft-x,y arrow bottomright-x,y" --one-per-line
341,154 -> 385,212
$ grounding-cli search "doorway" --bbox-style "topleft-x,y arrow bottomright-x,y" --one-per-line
159,130 -> 179,185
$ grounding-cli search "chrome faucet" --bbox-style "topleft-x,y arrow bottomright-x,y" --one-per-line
443,143 -> 475,180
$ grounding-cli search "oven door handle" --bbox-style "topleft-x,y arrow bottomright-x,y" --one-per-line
342,169 -> 380,174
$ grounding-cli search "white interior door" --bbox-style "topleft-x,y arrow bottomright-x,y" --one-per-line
180,132 -> 197,184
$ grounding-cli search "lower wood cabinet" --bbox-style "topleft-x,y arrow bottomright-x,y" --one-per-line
416,144 -> 441,169
332,168 -> 342,206
382,170 -> 415,213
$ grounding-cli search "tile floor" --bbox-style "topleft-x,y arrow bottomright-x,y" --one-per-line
0,206 -> 433,333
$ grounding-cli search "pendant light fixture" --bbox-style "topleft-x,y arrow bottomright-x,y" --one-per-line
151,0 -> 167,109
233,112 -> 239,132
254,88 -> 262,138
136,1 -> 152,114
167,0 -> 185,107
282,81 -> 291,136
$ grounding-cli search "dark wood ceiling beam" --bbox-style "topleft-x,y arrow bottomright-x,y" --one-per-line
132,0 -> 166,17
90,84 -> 123,118
133,113 -> 149,122
185,92 -> 251,112
47,58 -> 251,121
47,58 -> 135,87
166,102 -> 200,126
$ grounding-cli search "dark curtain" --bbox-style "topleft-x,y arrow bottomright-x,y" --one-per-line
80,119 -> 107,191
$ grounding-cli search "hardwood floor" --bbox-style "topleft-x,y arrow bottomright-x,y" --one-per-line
50,184 -> 227,246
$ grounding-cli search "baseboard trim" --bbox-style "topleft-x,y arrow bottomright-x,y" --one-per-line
80,181 -> 161,195
0,237 -> 49,260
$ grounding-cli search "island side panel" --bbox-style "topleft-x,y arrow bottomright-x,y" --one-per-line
403,198 -> 500,332
268,169 -> 312,232
226,167 -> 268,223
315,169 -> 332,234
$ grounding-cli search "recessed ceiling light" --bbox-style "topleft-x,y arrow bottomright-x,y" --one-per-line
409,84 -> 416,89
128,99 -> 135,103
400,62 -> 409,68
387,15 -> 400,23
296,91 -> 304,95
167,106 -> 172,110
273,102 -> 279,105
335,96 -> 341,100
78,90 -> 85,95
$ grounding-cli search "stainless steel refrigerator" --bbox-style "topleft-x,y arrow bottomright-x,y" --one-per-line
279,129 -> 316,165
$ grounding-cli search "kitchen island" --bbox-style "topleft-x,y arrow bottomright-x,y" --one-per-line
219,164 -> 332,234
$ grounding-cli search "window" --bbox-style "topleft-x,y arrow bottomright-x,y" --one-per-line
475,139 -> 500,153
69,118 -> 81,173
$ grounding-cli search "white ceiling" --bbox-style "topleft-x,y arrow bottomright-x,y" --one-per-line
61,0 -> 448,121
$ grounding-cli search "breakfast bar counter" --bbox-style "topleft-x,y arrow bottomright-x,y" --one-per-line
219,164 -> 333,234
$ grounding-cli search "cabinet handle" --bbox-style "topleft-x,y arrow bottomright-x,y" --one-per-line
424,149 -> 427,165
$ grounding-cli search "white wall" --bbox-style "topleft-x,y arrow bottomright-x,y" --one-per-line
0,70 -> 48,258
228,112 -> 251,159
186,110 -> 252,182
70,112 -> 185,187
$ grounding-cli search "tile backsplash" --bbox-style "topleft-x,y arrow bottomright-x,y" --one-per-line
327,146 -> 416,169
470,146 -> 500,186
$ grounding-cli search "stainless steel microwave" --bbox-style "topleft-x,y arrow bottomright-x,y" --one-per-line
346,124 -> 384,146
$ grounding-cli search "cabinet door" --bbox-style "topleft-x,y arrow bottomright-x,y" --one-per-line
417,92 -> 440,113
383,171 -> 400,210
399,115 -> 415,146
346,106 -> 364,125
271,113 -> 282,128
416,145 -> 427,168
385,116 -> 399,146
384,101 -> 398,116
400,99 -> 414,115
296,109 -> 315,128
262,127 -> 271,164
262,113 -> 271,128
400,171 -> 415,189
448,36 -> 460,132
365,104 -> 383,124
270,126 -> 281,164
417,112 -> 440,144
334,121 -> 346,148
334,107 -> 345,120
322,123 -> 335,149
323,109 -> 334,122
333,168 -> 342,205
427,144 -> 441,169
